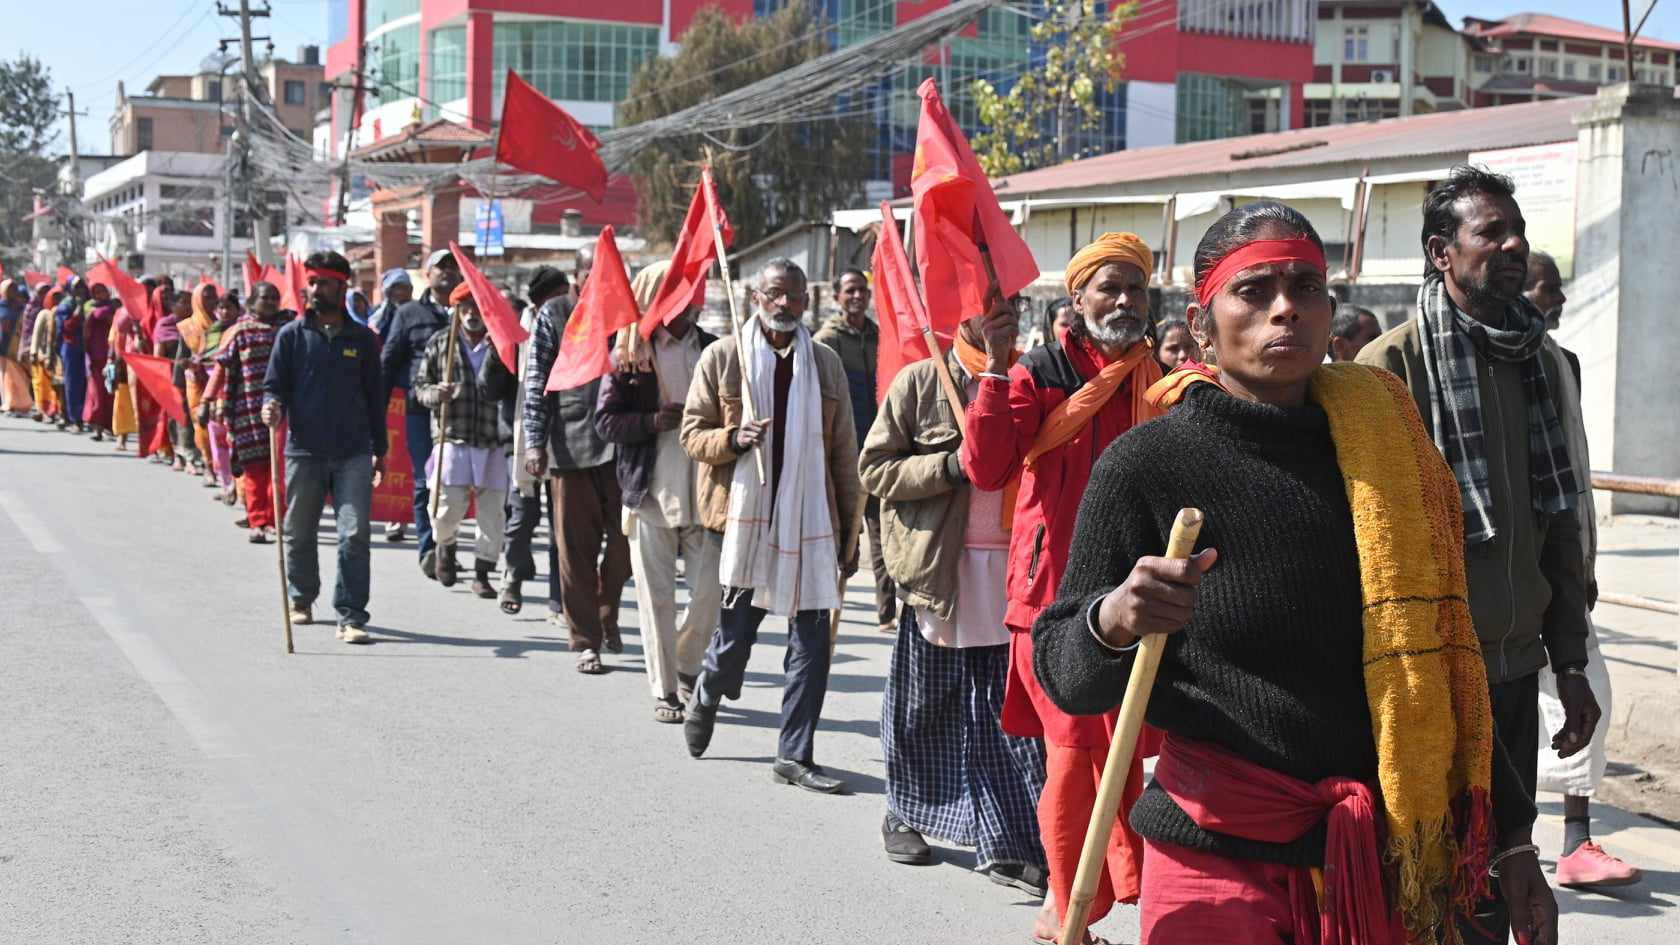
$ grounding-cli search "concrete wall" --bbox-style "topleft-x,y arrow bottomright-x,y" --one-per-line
1565,84 -> 1680,514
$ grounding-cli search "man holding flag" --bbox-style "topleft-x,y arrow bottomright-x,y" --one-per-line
678,258 -> 862,795
967,234 -> 1164,942
522,240 -> 630,676
415,281 -> 517,599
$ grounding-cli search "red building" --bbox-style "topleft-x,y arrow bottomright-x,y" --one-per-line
320,1 -> 1318,227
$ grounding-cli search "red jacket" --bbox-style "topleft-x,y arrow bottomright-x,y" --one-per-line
962,331 -> 1150,747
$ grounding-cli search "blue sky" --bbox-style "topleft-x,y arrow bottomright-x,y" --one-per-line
13,1 -> 1678,156
20,0 -> 328,156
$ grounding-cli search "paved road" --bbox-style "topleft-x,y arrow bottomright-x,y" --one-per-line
1,414 -> 1675,944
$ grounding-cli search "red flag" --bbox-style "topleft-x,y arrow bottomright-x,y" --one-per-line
495,70 -> 608,203
23,270 -> 51,290
243,251 -> 262,297
279,254 -> 307,314
88,256 -> 155,340
200,273 -> 215,286
447,240 -> 529,373
871,204 -> 937,404
910,78 -> 1038,328
56,265 -> 75,286
125,352 -> 188,426
546,226 -> 639,391
639,169 -> 732,339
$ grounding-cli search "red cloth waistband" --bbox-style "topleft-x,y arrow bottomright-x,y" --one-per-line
1194,237 -> 1326,309
303,267 -> 350,283
1153,734 -> 1400,945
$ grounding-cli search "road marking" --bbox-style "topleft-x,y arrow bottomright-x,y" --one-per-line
78,594 -> 247,760
0,489 -> 65,553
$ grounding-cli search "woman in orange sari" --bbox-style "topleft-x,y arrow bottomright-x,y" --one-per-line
183,283 -> 220,483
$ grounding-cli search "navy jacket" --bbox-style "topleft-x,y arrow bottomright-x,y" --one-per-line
379,291 -> 450,415
264,311 -> 388,460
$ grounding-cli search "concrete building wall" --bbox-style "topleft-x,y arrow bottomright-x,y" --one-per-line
1565,84 -> 1680,514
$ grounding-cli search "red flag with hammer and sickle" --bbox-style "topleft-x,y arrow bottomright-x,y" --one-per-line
494,70 -> 608,203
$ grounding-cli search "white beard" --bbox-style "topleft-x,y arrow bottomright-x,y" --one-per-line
1087,312 -> 1145,348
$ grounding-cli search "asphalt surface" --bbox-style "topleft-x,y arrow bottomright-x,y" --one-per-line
2,414 -> 1676,944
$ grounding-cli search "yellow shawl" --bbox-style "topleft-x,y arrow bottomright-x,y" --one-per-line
1150,362 -> 1494,943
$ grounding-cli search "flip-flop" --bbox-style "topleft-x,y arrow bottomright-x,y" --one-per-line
653,700 -> 684,724
575,650 -> 605,674
499,582 -> 523,615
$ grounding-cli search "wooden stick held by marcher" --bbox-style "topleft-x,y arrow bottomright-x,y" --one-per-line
707,205 -> 767,484
270,426 -> 294,655
428,304 -> 462,524
1059,507 -> 1204,945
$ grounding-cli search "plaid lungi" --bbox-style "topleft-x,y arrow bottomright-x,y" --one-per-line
882,606 -> 1047,870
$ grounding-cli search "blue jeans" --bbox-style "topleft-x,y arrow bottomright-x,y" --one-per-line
284,452 -> 374,626
403,411 -> 435,558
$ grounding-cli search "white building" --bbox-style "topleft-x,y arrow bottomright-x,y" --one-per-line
80,151 -> 287,281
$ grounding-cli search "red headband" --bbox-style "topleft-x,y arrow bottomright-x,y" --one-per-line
1195,238 -> 1326,309
304,267 -> 351,283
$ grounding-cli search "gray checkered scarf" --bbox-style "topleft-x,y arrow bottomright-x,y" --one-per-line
1416,272 -> 1577,544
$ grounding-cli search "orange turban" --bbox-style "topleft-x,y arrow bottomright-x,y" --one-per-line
1064,231 -> 1154,295
449,281 -> 475,305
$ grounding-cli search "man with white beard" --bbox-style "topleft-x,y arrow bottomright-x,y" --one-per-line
677,258 -> 862,795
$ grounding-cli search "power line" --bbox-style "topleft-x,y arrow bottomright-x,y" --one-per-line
75,1 -> 213,94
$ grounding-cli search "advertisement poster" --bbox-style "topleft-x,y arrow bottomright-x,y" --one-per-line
1468,141 -> 1578,279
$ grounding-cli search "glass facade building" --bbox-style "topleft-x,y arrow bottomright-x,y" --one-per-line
489,20 -> 660,111
374,23 -> 420,105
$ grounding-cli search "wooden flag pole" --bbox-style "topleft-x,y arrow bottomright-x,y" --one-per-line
900,213 -> 969,437
702,154 -> 766,486
270,426 -> 294,655
428,304 -> 462,524
1059,508 -> 1205,945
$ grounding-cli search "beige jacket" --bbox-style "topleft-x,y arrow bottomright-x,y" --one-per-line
858,350 -> 971,622
680,332 -> 863,556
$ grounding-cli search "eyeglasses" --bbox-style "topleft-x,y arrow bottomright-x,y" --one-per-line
757,287 -> 808,304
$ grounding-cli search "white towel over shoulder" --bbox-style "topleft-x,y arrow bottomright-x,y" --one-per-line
717,324 -> 839,617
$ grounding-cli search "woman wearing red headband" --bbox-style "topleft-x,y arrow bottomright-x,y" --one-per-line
1034,202 -> 1557,945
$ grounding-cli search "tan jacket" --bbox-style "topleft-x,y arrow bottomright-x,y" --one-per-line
858,350 -> 971,622
680,333 -> 863,556
1357,318 -> 1589,683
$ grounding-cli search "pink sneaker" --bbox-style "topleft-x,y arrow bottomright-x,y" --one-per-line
1555,841 -> 1642,888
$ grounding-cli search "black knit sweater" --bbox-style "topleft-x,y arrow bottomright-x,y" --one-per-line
1033,382 -> 1536,866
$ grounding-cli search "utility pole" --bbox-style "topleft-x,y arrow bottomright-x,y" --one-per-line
63,90 -> 87,267
336,41 -> 367,226
219,0 -> 275,264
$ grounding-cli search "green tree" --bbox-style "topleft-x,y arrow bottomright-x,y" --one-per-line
618,2 -> 870,246
0,56 -> 61,268
970,0 -> 1134,177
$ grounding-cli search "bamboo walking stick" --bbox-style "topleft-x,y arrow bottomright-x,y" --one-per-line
427,305 -> 463,524
270,425 -> 294,655
1059,507 -> 1204,945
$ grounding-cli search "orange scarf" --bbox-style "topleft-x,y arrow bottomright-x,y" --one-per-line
953,332 -> 1012,379
1000,341 -> 1164,527
1144,361 -> 1222,408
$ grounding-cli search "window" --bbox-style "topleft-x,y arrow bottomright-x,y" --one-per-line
206,79 -> 222,102
1506,56 -> 1530,73
427,26 -> 467,105
1304,99 -> 1334,128
1343,26 -> 1369,62
283,80 -> 306,105
491,20 -> 660,106
376,23 -> 420,104
1475,56 -> 1493,74
1538,58 -> 1558,77
1589,62 -> 1602,80
136,117 -> 153,151
159,204 -> 215,237
1563,60 -> 1577,78
1608,65 -> 1624,81
366,0 -> 419,29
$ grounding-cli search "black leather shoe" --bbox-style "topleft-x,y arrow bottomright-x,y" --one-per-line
771,758 -> 845,795
989,861 -> 1049,898
882,812 -> 932,865
684,697 -> 718,758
